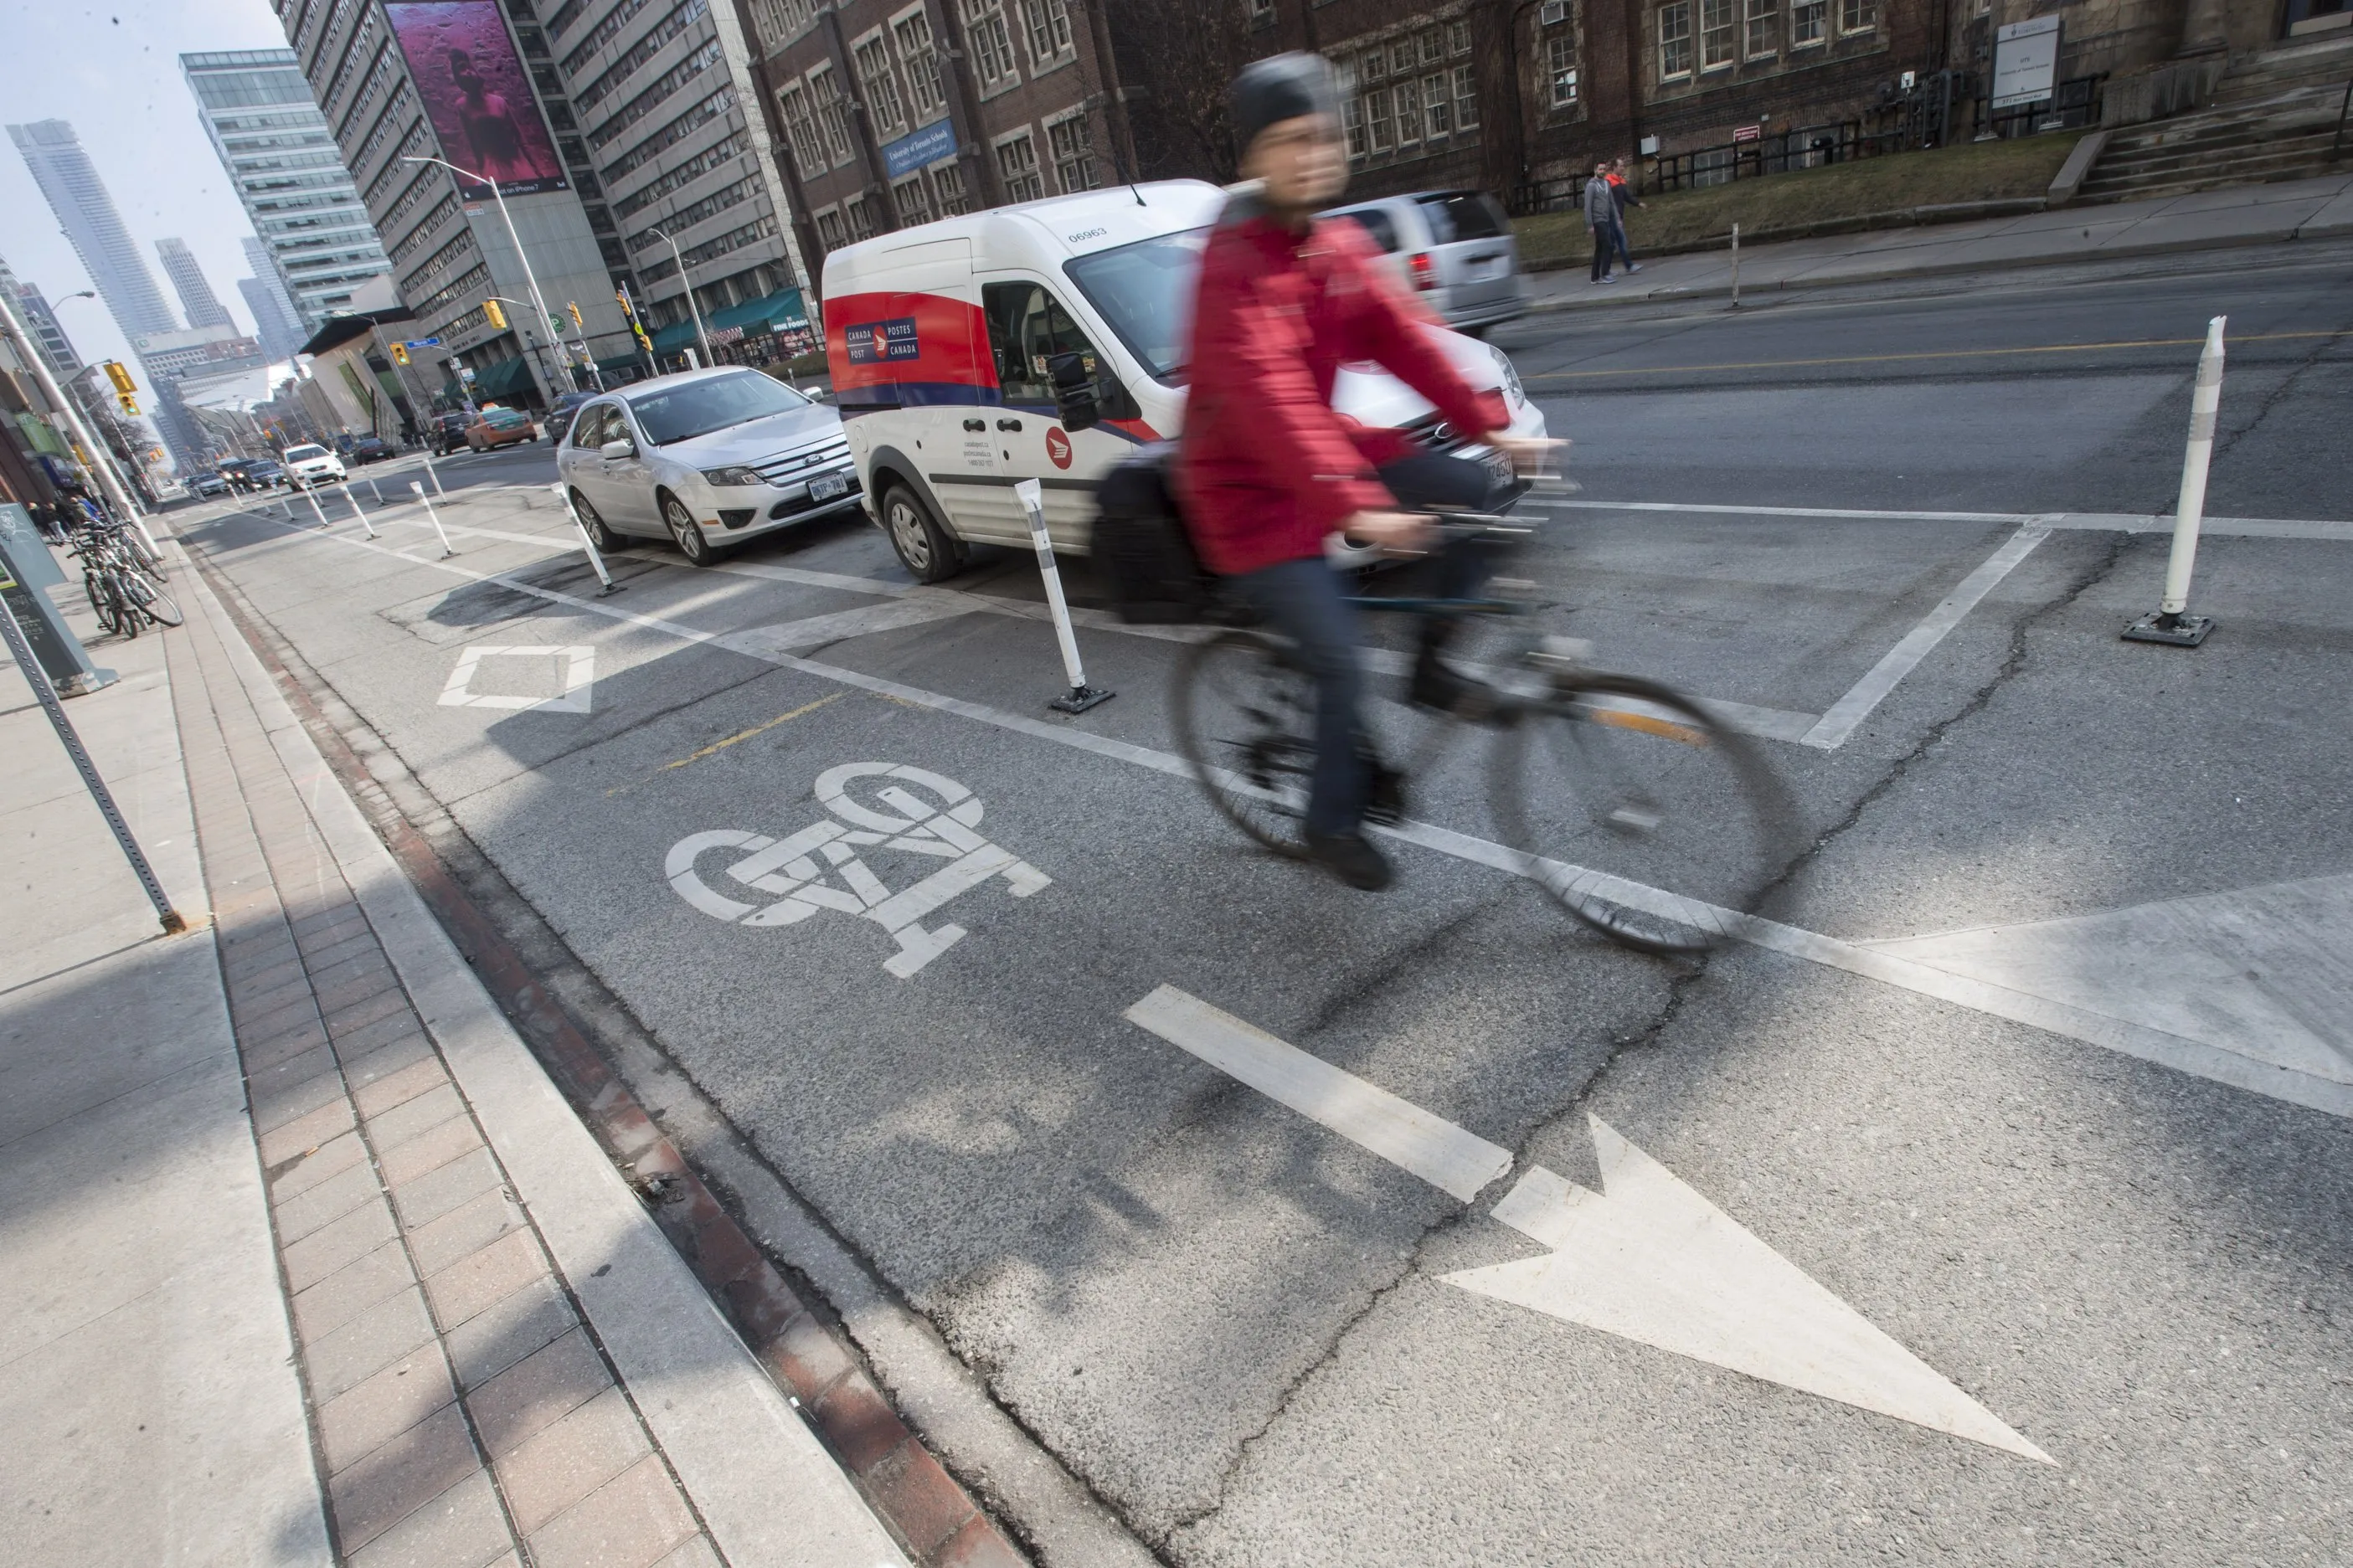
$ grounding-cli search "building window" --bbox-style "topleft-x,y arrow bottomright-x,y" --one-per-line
1362,47 -> 1386,80
813,206 -> 848,249
893,172 -> 933,223
1745,0 -> 1777,57
1792,0 -> 1826,45
893,11 -> 947,121
964,0 -> 1020,90
1658,1 -> 1693,77
1020,0 -> 1074,63
1366,86 -> 1393,151
847,194 -> 880,238
1840,0 -> 1876,32
1454,64 -> 1480,127
1700,0 -> 1735,68
749,0 -> 816,54
996,129 -> 1044,201
1424,73 -> 1452,135
1547,35 -> 1578,105
1449,19 -> 1472,54
932,161 -> 971,214
1047,112 -> 1097,192
853,35 -> 908,138
1249,0 -> 1275,20
1339,60 -> 1366,157
807,64 -> 855,164
1394,73 -> 1423,146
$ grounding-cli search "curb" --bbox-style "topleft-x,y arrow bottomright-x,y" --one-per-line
193,557 -> 1030,1568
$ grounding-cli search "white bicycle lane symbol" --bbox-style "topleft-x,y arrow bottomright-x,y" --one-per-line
665,762 -> 1050,979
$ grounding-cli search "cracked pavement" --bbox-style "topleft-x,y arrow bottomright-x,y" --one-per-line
171,252 -> 2352,1565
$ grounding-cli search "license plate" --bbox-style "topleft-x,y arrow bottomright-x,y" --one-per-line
809,473 -> 847,501
1478,446 -> 1515,486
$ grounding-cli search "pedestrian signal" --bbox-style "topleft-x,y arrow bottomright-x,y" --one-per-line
102,361 -> 136,396
389,342 -> 410,365
483,299 -> 508,331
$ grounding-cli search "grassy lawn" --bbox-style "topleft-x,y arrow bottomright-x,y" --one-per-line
1516,133 -> 2088,268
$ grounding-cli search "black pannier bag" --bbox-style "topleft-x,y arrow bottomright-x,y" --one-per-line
1089,441 -> 1214,625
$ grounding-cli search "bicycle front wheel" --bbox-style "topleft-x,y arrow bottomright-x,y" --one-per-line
84,572 -> 121,636
1170,628 -> 1315,858
1491,673 -> 1796,955
123,572 -> 183,628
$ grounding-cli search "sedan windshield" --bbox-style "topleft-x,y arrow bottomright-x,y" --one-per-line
1062,226 -> 1210,384
283,445 -> 328,460
626,372 -> 809,445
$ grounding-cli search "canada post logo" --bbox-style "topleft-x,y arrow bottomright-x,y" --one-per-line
845,317 -> 920,364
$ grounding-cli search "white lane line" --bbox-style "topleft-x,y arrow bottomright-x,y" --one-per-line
213,505 -> 2353,1118
1124,984 -> 1513,1201
733,599 -> 979,654
1533,497 -> 2353,542
1801,523 -> 2051,749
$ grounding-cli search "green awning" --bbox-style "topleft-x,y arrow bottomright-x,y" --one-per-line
471,357 -> 534,401
649,319 -> 700,354
709,286 -> 807,333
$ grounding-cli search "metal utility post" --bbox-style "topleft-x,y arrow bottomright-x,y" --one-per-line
1015,478 -> 1111,713
2125,315 -> 2226,647
0,575 -> 185,933
0,290 -> 144,525
650,227 -> 713,364
406,155 -> 578,397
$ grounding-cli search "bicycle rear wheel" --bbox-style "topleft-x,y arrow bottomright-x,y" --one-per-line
103,570 -> 142,640
1491,672 -> 1796,954
83,572 -> 121,636
1170,628 -> 1315,857
122,571 -> 183,628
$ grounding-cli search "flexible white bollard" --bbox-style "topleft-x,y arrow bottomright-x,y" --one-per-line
409,481 -> 456,558
302,486 -> 332,529
1730,222 -> 1742,310
368,475 -> 386,506
347,486 -> 378,538
421,448 -> 445,495
1016,476 -> 1111,713
2124,314 -> 2225,646
550,484 -> 620,594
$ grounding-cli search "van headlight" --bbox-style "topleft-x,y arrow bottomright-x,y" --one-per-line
699,465 -> 764,487
1488,344 -> 1525,408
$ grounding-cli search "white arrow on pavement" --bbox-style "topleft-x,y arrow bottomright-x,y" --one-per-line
1125,984 -> 2053,1465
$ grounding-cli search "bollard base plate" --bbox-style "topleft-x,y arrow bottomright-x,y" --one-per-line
1050,684 -> 1114,714
2122,611 -> 2212,646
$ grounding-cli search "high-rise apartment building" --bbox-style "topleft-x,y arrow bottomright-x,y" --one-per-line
267,0 -> 641,404
157,238 -> 237,332
182,49 -> 394,328
6,119 -> 181,342
0,254 -> 85,381
238,234 -> 311,357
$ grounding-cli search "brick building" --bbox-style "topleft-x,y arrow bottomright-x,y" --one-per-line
732,0 -> 1138,275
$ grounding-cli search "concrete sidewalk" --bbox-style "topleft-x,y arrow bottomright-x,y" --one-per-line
0,536 -> 917,1565
1528,169 -> 2353,312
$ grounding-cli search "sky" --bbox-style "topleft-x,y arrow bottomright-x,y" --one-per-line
0,0 -> 296,377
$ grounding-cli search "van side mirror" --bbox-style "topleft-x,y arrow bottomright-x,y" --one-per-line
1046,352 -> 1099,433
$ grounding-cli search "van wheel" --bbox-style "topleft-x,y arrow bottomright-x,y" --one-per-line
661,491 -> 716,566
881,482 -> 961,584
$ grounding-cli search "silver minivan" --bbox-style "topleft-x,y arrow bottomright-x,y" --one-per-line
1321,189 -> 1525,335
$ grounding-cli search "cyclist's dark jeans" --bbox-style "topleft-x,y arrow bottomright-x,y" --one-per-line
1231,451 -> 1504,838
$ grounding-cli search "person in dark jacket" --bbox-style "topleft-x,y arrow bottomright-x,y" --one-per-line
1178,52 -> 1555,891
1583,162 -> 1619,284
1607,157 -> 1643,275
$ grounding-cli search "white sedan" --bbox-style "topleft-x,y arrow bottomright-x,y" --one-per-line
280,443 -> 348,488
554,368 -> 859,566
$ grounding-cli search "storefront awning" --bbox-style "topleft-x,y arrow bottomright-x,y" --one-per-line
648,319 -> 701,355
470,357 -> 534,402
708,286 -> 807,335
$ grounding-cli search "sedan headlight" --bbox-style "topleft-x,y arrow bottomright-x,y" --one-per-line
698,465 -> 765,487
1488,343 -> 1525,408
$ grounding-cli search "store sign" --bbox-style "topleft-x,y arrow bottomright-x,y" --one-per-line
882,119 -> 958,181
1991,14 -> 2062,110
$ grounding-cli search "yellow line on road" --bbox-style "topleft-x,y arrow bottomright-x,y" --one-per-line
1524,328 -> 2353,382
606,692 -> 844,794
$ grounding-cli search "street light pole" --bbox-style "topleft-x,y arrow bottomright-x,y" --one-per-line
49,290 -> 154,513
649,227 -> 713,365
404,155 -> 577,398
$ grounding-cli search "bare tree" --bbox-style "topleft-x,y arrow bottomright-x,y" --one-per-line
1104,0 -> 1260,182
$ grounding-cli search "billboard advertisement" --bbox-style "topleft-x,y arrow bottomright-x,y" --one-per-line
385,1 -> 567,195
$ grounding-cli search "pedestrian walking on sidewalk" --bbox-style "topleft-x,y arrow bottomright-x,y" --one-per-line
1608,158 -> 1644,275
1584,162 -> 1619,284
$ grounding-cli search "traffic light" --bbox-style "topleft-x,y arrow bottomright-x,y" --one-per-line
483,298 -> 507,331
389,342 -> 410,366
568,301 -> 584,330
117,393 -> 139,416
102,360 -> 136,396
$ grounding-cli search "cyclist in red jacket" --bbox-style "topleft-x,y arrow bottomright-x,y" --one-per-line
1178,53 -> 1553,892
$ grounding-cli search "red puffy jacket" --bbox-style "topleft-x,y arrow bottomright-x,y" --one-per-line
1176,203 -> 1506,578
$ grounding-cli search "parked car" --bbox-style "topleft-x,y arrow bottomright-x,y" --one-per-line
217,457 -> 286,491
543,390 -> 599,446
1321,189 -> 1526,336
464,406 -> 540,450
245,460 -> 288,490
430,411 -> 473,455
280,443 -> 348,487
554,368 -> 857,566
347,434 -> 395,464
188,471 -> 229,497
821,180 -> 1543,583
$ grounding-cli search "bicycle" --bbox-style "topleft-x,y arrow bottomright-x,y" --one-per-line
1170,516 -> 1798,956
64,517 -> 182,638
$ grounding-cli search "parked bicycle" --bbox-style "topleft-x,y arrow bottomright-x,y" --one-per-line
64,512 -> 181,639
1171,514 -> 1798,955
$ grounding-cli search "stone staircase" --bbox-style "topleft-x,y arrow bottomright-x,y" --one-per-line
2078,36 -> 2353,204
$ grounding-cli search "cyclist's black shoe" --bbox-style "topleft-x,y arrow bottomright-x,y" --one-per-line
1363,758 -> 1408,826
1306,830 -> 1393,892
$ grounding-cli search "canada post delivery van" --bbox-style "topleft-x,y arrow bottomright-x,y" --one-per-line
823,179 -> 1547,583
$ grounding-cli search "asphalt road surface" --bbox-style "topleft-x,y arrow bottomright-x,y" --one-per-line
174,249 -> 2352,1566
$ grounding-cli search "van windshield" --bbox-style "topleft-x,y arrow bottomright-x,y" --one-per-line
1061,226 -> 1210,385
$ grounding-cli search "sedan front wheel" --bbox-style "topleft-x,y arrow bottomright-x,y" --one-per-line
662,492 -> 715,566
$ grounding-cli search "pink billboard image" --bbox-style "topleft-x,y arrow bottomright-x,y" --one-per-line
385,0 -> 567,194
